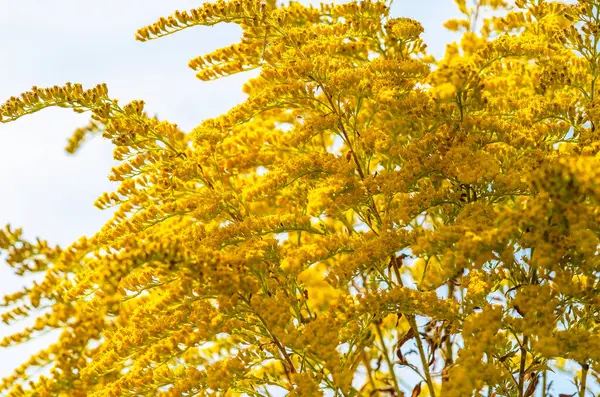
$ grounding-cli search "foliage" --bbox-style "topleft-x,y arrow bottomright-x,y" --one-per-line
1,0 -> 600,396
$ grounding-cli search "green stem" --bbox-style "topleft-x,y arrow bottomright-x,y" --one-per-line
580,362 -> 589,397
408,316 -> 437,397
374,323 -> 402,395
445,281 -> 455,369
517,335 -> 528,397
391,259 -> 437,397
542,370 -> 547,397
362,351 -> 377,392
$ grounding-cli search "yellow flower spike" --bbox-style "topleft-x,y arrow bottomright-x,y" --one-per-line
3,0 -> 600,395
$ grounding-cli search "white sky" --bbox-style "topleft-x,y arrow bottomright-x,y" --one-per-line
0,0 -> 471,390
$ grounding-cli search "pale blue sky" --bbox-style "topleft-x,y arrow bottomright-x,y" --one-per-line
7,1 -> 582,396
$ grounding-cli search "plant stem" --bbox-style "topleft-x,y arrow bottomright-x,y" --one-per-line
408,316 -> 437,397
362,350 -> 378,393
445,280 -> 455,369
542,370 -> 547,397
517,335 -> 528,397
374,323 -> 402,395
580,362 -> 589,397
391,260 -> 437,397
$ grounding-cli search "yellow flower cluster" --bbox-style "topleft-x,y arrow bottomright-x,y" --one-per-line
0,83 -> 109,122
3,0 -> 600,395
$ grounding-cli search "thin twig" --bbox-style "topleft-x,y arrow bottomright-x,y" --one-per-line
517,335 -> 528,397
374,323 -> 402,395
580,362 -> 589,397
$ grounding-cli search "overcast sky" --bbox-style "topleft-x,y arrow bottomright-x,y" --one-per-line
0,0 -> 468,387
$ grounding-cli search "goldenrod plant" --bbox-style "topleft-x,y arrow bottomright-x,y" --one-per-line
1,0 -> 600,396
